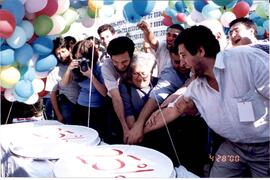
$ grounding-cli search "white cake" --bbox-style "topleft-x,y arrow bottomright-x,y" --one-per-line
53,145 -> 175,178
9,125 -> 100,160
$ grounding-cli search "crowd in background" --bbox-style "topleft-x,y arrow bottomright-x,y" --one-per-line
1,17 -> 269,177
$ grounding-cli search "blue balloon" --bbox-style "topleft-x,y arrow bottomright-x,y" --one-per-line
0,38 -> 4,46
79,0 -> 88,6
2,0 -> 25,24
104,0 -> 114,5
225,0 -> 238,9
22,67 -> 36,81
15,43 -> 34,65
175,1 -> 185,13
237,0 -> 253,6
166,7 -> 178,18
32,37 -> 54,56
123,2 -> 142,23
194,0 -> 208,12
14,80 -> 34,99
35,54 -> 57,72
19,20 -> 34,40
132,0 -> 155,16
263,20 -> 269,32
212,0 -> 234,6
70,0 -> 82,9
254,16 -> 265,26
0,48 -> 15,66
256,26 -> 265,36
6,26 -> 27,49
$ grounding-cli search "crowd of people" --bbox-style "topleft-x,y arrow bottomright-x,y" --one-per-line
1,17 -> 269,177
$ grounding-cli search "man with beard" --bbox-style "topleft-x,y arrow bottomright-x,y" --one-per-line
144,26 -> 269,177
138,21 -> 184,75
101,36 -> 135,143
45,36 -> 79,124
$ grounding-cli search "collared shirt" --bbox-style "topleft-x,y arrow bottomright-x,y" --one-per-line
184,46 -> 269,143
150,67 -> 189,104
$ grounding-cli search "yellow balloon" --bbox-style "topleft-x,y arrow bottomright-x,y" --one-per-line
88,0 -> 103,11
0,66 -> 21,88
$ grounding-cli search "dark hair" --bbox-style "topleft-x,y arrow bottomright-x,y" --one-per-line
174,25 -> 220,58
97,24 -> 115,35
167,24 -> 184,32
71,40 -> 99,82
107,36 -> 135,58
53,36 -> 76,55
86,36 -> 101,45
229,17 -> 257,36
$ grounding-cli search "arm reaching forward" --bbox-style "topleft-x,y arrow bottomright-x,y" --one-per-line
144,96 -> 198,133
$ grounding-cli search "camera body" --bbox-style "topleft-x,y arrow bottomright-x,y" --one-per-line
78,57 -> 89,72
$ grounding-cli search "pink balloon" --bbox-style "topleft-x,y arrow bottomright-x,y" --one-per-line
4,88 -> 17,102
25,0 -> 48,13
232,1 -> 250,18
176,13 -> 187,23
36,0 -> 58,17
162,17 -> 173,26
82,17 -> 95,28
0,10 -> 16,39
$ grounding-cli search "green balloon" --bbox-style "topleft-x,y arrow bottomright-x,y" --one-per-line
33,15 -> 53,36
183,0 -> 193,12
256,3 -> 269,19
87,7 -> 99,18
61,25 -> 70,34
168,0 -> 176,9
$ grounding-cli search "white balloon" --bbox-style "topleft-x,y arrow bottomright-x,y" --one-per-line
29,54 -> 39,67
32,78 -> 45,93
24,93 -> 39,105
220,12 -> 236,28
191,9 -> 205,23
35,71 -> 49,78
4,88 -> 17,102
48,15 -> 66,35
56,0 -> 70,15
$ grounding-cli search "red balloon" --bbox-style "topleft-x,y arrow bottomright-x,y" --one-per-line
176,13 -> 187,23
162,17 -> 173,26
27,34 -> 38,44
232,1 -> 250,18
38,77 -> 48,97
0,10 -> 16,39
36,0 -> 58,17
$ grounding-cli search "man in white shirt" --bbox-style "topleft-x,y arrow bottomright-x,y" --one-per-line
144,26 -> 269,177
138,20 -> 184,75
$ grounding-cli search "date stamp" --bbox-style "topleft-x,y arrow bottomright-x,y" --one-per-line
209,154 -> 240,163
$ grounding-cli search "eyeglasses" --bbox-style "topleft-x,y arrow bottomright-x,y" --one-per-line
132,72 -> 150,79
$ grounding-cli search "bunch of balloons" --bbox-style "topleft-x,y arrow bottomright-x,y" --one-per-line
161,0 -> 269,38
0,0 -> 81,104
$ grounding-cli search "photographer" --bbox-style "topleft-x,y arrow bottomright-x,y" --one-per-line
61,39 -> 107,140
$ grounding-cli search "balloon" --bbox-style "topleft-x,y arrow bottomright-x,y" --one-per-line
99,5 -> 116,18
22,67 -> 36,81
14,80 -> 34,99
2,0 -> 25,24
256,26 -> 265,36
25,0 -> 48,13
19,20 -> 34,40
25,11 -> 36,21
263,20 -> 269,32
24,93 -> 39,105
62,8 -> 79,26
176,13 -> 187,23
194,0 -> 208,13
255,2 -> 269,19
4,88 -> 17,102
220,12 -> 236,28
35,71 -> 49,78
165,7 -> 178,18
79,0 -> 88,6
0,66 -> 21,88
6,26 -> 27,49
0,38 -> 4,46
132,0 -> 155,16
32,37 -> 54,56
28,54 -> 39,67
32,78 -> 45,93
190,9 -> 205,23
232,1 -> 250,18
48,15 -> 66,35
56,0 -> 70,15
162,17 -> 173,26
70,0 -> 82,9
87,5 -> 99,18
202,4 -> 222,20
35,55 -> 57,72
88,0 -> 103,11
225,0 -> 238,9
33,15 -> 53,36
212,0 -> 234,6
183,0 -> 194,12
175,1 -> 185,13
123,2 -> 142,23
61,25 -> 71,34
0,48 -> 14,66
237,0 -> 253,7
81,17 -> 95,28
104,0 -> 114,5
36,0 -> 58,17
0,10 -> 16,39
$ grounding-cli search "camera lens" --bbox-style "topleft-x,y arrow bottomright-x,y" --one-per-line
80,60 -> 88,72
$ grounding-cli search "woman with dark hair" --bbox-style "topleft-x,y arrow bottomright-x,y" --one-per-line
61,40 -> 107,140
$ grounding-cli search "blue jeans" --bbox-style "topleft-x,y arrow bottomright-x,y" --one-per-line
58,94 -> 75,125
43,97 -> 54,120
